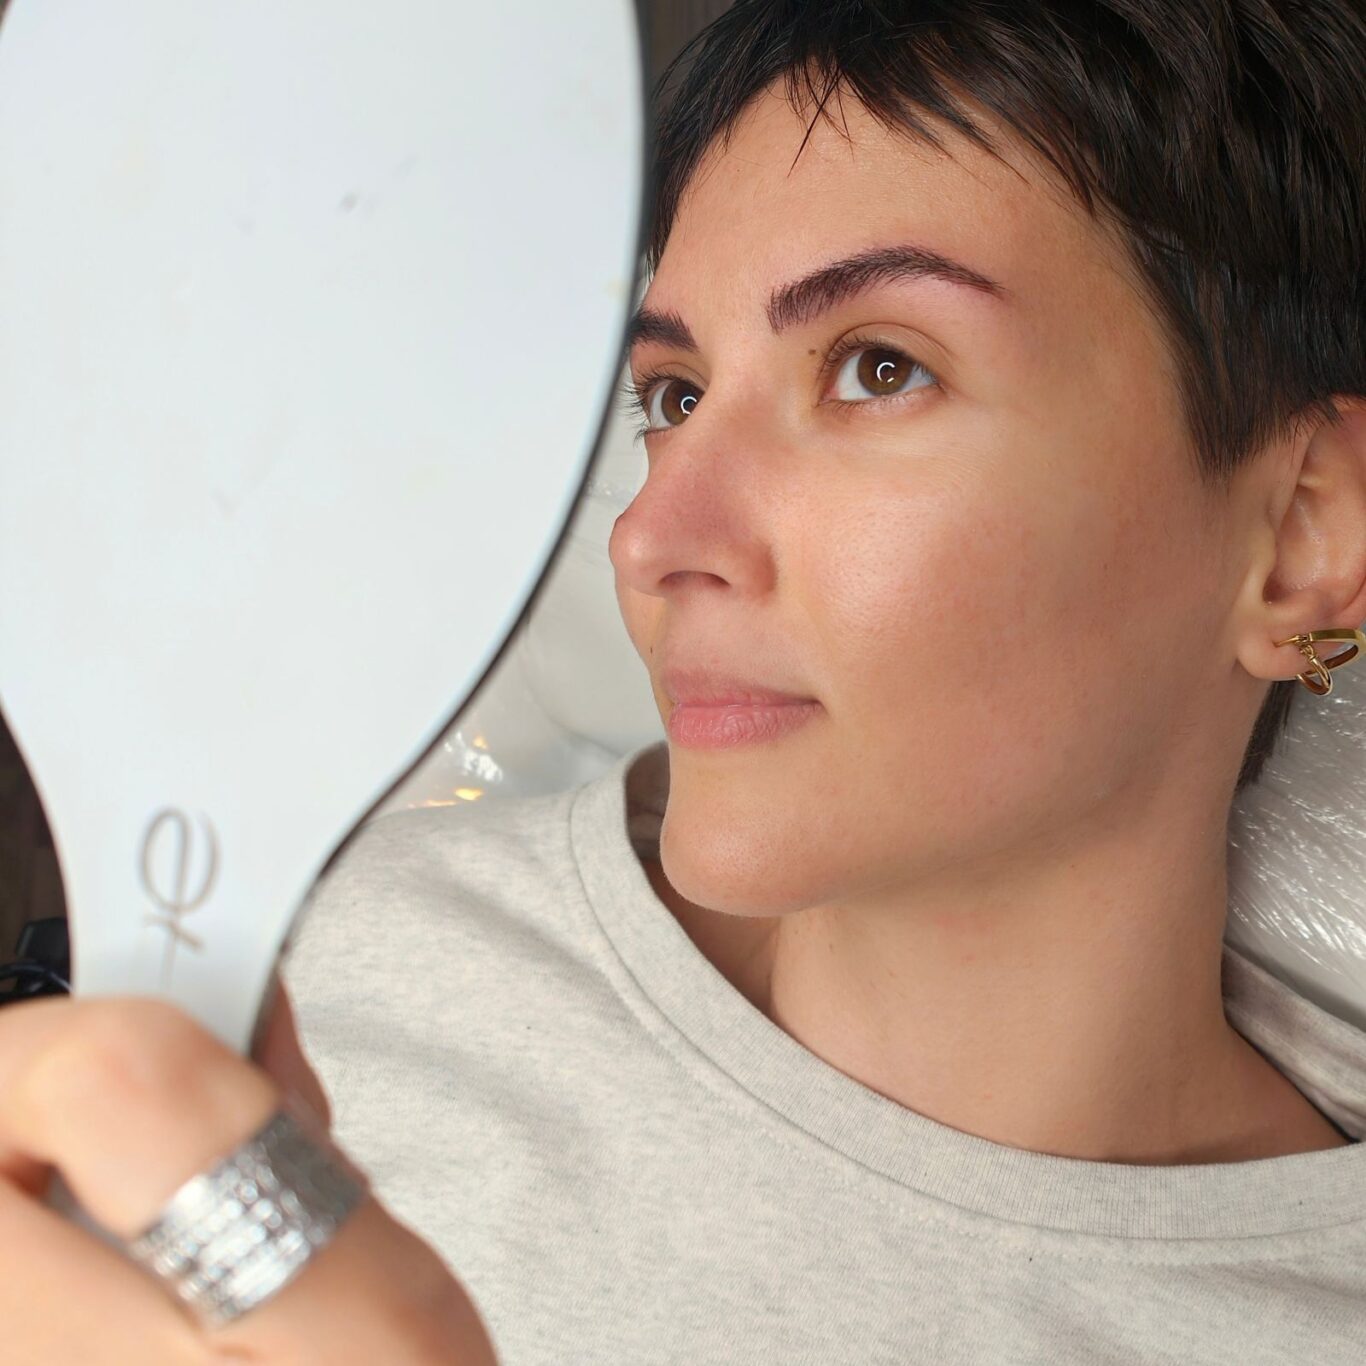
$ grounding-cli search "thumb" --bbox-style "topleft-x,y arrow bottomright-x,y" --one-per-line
251,968 -> 333,1133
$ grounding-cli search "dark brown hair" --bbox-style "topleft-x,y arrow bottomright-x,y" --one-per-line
644,0 -> 1365,793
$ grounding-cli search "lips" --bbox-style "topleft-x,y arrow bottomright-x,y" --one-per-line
661,664 -> 816,708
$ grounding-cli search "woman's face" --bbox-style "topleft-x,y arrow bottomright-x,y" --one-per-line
609,84 -> 1249,919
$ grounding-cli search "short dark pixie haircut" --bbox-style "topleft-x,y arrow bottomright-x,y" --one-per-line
644,1 -> 1366,795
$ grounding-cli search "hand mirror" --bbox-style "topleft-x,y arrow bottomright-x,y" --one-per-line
0,0 -> 644,1054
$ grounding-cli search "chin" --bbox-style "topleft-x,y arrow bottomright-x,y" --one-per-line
658,820 -> 824,919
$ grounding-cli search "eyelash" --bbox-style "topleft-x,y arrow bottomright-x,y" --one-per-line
620,335 -> 940,440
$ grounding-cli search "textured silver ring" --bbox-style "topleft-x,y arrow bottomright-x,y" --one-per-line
122,1094 -> 369,1329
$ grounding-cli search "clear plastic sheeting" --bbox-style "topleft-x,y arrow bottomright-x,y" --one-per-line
374,381 -> 663,815
1227,653 -> 1366,1033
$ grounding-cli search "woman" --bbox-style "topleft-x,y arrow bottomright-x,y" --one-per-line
3,1 -> 1364,1361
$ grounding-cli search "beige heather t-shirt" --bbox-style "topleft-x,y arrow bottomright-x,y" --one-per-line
281,739 -> 1366,1365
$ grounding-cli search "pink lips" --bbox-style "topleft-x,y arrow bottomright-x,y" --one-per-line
661,666 -> 814,708
667,700 -> 820,749
662,666 -> 820,750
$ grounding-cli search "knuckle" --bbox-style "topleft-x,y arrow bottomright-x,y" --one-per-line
20,998 -> 225,1127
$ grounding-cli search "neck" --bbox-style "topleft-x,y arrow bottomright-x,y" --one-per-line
641,776 -> 1351,1164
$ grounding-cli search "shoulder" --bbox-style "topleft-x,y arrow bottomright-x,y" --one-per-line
279,784 -> 585,1000
309,786 -> 578,913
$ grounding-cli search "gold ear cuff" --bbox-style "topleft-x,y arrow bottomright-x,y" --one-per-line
1273,627 -> 1366,696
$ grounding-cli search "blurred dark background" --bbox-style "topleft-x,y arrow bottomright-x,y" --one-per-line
0,723 -> 62,956
0,0 -> 734,958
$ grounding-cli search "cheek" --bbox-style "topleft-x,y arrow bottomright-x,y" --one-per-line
806,443 -> 1195,842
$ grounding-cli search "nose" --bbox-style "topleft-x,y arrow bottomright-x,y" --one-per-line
607,412 -> 778,603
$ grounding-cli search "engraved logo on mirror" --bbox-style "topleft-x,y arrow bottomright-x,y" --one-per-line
140,809 -> 219,986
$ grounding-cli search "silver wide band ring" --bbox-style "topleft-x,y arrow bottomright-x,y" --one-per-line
122,1094 -> 369,1329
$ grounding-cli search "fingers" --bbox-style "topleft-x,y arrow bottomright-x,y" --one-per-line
0,995 -> 499,1363
0,1177 -> 203,1365
0,995 -> 279,1239
251,972 -> 333,1130
205,1194 -> 501,1365
0,1140 -> 51,1200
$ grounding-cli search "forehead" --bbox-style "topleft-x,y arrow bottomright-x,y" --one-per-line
646,82 -> 1144,336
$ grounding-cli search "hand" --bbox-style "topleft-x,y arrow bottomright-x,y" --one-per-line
0,980 -> 499,1365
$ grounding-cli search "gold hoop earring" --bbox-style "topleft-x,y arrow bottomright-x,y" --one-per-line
1273,627 -> 1366,697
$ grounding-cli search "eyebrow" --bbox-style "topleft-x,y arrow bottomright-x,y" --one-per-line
625,242 -> 1010,358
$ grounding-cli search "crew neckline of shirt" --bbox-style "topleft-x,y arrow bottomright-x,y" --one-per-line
566,740 -> 1366,1246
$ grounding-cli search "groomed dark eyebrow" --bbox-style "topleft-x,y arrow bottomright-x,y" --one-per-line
625,307 -> 697,353
768,242 -> 1009,331
626,242 -> 1010,359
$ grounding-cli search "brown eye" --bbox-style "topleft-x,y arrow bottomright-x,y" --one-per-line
830,345 -> 934,404
645,378 -> 702,429
858,348 -> 912,393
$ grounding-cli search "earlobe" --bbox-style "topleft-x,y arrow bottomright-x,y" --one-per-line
1240,398 -> 1366,687
1272,627 -> 1366,696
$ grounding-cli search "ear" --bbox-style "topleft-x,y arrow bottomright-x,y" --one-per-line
1234,397 -> 1366,685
